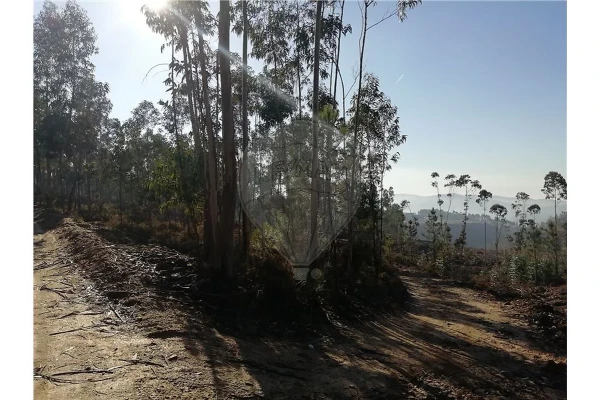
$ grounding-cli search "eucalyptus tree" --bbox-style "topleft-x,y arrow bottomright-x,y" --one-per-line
358,74 -> 405,275
476,189 -> 493,260
345,0 -> 420,273
332,0 -> 349,114
489,203 -> 508,254
400,200 -> 419,259
542,171 -> 567,275
423,208 -> 440,259
34,0 -> 112,211
511,191 -> 530,252
454,175 -> 481,249
442,174 -> 457,243
241,0 -> 250,260
526,204 -> 542,281
431,172 -> 446,239
218,0 -> 237,277
309,0 -> 324,264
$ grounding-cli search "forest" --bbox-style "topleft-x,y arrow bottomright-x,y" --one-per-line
33,1 -> 567,398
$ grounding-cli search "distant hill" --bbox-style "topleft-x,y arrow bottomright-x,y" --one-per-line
394,193 -> 566,224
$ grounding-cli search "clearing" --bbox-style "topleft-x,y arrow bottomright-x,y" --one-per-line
34,218 -> 566,399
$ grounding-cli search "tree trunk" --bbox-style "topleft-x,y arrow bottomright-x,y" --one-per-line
554,198 -> 559,276
87,173 -> 91,215
483,209 -> 487,262
59,155 -> 65,212
119,169 -> 123,227
195,6 -> 222,270
242,0 -> 250,262
34,146 -> 41,204
348,1 -> 369,278
309,0 -> 323,264
46,156 -> 52,207
67,177 -> 77,215
333,0 -> 345,107
296,1 -> 302,118
182,30 -> 203,163
220,0 -> 236,278
77,177 -> 82,215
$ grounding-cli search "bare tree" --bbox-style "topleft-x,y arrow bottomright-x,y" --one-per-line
476,189 -> 493,261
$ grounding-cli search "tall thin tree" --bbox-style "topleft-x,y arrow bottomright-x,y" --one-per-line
309,0 -> 324,264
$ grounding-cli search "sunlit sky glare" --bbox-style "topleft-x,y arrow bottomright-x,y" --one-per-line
33,0 -> 567,199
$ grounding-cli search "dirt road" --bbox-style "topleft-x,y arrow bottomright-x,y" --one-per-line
34,221 -> 566,399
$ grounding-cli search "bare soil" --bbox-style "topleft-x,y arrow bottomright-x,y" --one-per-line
34,219 -> 566,399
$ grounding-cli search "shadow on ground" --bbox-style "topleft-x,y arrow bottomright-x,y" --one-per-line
34,208 -> 65,235
53,220 -> 566,399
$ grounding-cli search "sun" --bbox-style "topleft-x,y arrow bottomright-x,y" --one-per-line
143,0 -> 169,12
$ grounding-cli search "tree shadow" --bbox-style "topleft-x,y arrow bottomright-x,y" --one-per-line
59,224 -> 566,399
34,208 -> 64,235
400,272 -> 567,358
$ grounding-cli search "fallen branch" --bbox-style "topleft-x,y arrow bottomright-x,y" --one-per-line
56,310 -> 104,319
49,323 -> 107,336
34,260 -> 63,271
49,327 -> 86,336
118,358 -> 164,368
34,372 -> 114,384
55,311 -> 77,319
109,304 -> 124,323
51,368 -> 114,377
39,285 -> 70,300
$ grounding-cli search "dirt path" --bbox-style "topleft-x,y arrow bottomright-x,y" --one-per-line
34,222 -> 566,399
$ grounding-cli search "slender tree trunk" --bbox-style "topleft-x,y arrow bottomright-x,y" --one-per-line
554,197 -> 559,275
34,146 -> 41,204
182,31 -> 202,162
242,0 -> 250,262
309,0 -> 324,264
59,155 -> 65,212
195,7 -> 221,270
495,218 -> 500,254
118,168 -> 123,227
378,172 -> 384,280
220,0 -> 236,279
483,208 -> 487,262
87,173 -> 91,215
296,1 -> 303,118
348,1 -> 369,278
46,156 -> 52,207
333,0 -> 345,110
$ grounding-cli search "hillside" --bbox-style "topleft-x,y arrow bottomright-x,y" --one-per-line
395,193 -> 567,223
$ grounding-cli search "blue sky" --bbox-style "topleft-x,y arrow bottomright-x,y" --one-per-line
33,0 -> 566,199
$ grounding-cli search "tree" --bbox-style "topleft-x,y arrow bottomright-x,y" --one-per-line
396,0 -> 422,21
431,172 -> 448,242
344,0 -> 420,276
34,0 -> 112,212
476,189 -> 492,261
241,0 -> 250,261
192,2 -> 222,270
454,175 -> 481,249
220,0 -> 236,278
309,0 -> 324,264
526,204 -> 542,282
401,200 -> 419,259
511,192 -> 530,252
423,208 -> 440,259
489,204 -> 507,254
542,171 -> 567,275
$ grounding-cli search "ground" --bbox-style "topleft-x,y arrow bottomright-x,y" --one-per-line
34,218 -> 566,399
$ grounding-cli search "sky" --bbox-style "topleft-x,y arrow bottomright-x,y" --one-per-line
33,0 -> 567,199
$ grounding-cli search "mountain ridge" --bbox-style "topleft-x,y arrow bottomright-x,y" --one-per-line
393,193 -> 567,223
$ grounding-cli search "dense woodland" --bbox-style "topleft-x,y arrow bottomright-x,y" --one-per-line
34,0 -> 567,305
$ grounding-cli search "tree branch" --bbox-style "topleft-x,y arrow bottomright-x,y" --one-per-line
367,10 -> 396,31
